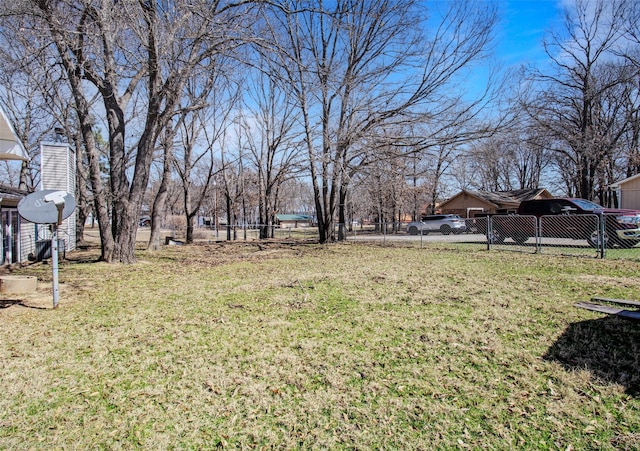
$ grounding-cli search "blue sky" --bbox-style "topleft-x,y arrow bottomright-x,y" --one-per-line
449,0 -> 567,101
495,0 -> 564,67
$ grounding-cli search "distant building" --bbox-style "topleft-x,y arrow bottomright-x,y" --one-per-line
610,174 -> 640,210
275,214 -> 316,228
438,189 -> 553,217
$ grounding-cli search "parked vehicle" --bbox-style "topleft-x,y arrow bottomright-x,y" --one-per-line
406,214 -> 466,235
491,198 -> 640,248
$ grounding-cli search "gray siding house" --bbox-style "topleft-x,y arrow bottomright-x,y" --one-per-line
0,105 -> 77,265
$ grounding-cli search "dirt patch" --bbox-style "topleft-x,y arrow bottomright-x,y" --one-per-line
0,285 -> 64,312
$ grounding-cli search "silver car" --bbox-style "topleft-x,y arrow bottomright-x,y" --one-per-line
406,214 -> 466,235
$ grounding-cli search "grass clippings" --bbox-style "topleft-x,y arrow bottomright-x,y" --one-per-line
0,241 -> 639,449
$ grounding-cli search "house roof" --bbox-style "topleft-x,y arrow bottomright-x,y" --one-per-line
610,173 -> 640,188
441,190 -> 499,209
0,184 -> 28,199
441,188 -> 552,210
276,214 -> 314,222
471,188 -> 550,204
0,184 -> 29,207
0,105 -> 29,161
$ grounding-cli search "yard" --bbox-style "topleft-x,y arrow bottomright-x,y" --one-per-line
0,240 -> 639,449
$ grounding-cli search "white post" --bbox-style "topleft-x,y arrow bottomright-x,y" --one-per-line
52,224 -> 59,308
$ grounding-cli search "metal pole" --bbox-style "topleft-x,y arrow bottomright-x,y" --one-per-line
537,217 -> 542,254
52,224 -> 59,308
600,213 -> 606,259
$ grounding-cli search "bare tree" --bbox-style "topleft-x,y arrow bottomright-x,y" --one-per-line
509,128 -> 551,190
355,143 -> 416,229
169,65 -> 235,244
277,178 -> 315,216
1,4 -> 116,256
147,124 -> 178,251
0,26 -> 112,247
242,59 -> 305,239
262,0 -> 498,242
2,0 -> 255,262
218,127 -> 241,241
0,26 -> 60,189
465,138 -> 512,191
523,0 -> 634,200
619,4 -> 640,179
174,110 -> 216,244
462,121 -> 552,192
620,82 -> 640,178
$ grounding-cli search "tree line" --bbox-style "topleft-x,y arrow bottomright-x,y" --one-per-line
0,0 -> 639,262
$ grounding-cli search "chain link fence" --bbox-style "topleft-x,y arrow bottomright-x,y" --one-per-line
487,214 -> 600,257
485,212 -> 640,258
180,213 -> 640,259
338,213 -> 640,258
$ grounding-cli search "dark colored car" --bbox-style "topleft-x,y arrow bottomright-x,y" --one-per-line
493,198 -> 640,248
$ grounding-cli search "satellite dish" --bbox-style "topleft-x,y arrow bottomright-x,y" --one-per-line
18,190 -> 76,224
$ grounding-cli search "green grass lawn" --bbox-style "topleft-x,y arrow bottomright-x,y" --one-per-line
1,242 -> 639,449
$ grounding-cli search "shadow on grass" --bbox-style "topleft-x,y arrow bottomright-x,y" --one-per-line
544,316 -> 640,396
0,299 -> 49,310
63,243 -> 103,264
0,299 -> 23,309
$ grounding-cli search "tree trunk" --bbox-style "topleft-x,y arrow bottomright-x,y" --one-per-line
315,192 -> 330,243
110,110 -> 158,263
226,192 -> 232,241
148,188 -> 168,251
148,146 -> 172,251
113,208 -> 138,263
73,96 -> 114,261
96,79 -> 140,263
186,213 -> 195,244
337,184 -> 347,241
46,24 -> 115,260
72,133 -> 92,247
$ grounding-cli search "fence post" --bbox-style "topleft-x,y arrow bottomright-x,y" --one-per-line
486,216 -> 492,250
537,217 -> 542,254
599,213 -> 606,259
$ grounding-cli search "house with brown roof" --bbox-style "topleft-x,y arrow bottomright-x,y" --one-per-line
438,188 -> 553,218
